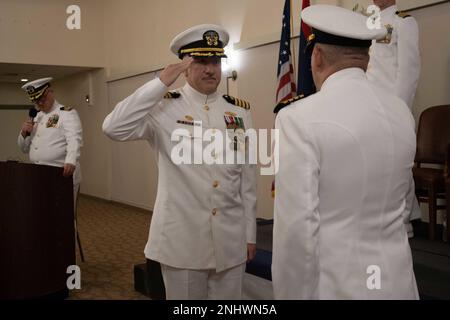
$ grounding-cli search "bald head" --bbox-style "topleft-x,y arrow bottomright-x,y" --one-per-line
311,43 -> 370,90
373,0 -> 396,11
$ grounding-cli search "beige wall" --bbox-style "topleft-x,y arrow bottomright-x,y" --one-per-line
104,0 -> 341,80
104,0 -> 252,79
0,0 -> 106,67
0,83 -> 32,162
0,83 -> 30,105
412,2 -> 450,119
51,69 -> 111,200
0,109 -> 29,162
107,72 -> 158,210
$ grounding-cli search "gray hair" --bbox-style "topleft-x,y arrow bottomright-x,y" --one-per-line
317,43 -> 370,71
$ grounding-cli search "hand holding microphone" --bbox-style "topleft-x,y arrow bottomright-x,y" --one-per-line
21,108 -> 38,138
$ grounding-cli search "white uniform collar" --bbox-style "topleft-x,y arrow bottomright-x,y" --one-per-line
381,4 -> 398,18
321,68 -> 366,92
41,100 -> 60,114
182,82 -> 219,106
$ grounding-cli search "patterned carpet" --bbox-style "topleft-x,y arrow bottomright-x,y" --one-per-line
67,196 -> 450,300
68,195 -> 151,300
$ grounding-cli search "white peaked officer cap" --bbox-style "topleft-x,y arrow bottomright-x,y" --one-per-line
169,24 -> 229,59
301,5 -> 387,52
21,77 -> 53,102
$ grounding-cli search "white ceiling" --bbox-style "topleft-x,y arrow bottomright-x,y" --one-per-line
0,63 -> 96,84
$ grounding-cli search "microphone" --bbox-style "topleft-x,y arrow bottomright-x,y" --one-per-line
29,107 -> 38,119
26,107 -> 38,137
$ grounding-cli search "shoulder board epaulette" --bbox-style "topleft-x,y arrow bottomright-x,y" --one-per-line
222,95 -> 250,110
60,106 -> 73,111
273,95 -> 305,113
164,91 -> 181,99
396,11 -> 411,18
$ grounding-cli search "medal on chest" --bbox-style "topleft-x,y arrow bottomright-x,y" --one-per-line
46,114 -> 59,128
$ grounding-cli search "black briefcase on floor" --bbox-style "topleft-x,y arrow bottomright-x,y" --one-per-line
133,259 -> 166,300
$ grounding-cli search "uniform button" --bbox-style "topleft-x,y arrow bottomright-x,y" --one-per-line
212,208 -> 217,216
204,105 -> 210,111
213,181 -> 219,188
34,147 -> 38,150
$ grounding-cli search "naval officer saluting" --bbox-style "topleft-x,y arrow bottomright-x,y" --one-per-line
367,0 -> 421,110
367,0 -> 422,237
18,77 -> 83,204
103,24 -> 257,300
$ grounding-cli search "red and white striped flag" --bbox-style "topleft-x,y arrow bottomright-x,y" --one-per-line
276,0 -> 297,104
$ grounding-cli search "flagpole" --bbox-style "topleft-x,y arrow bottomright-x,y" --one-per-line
290,0 -> 297,78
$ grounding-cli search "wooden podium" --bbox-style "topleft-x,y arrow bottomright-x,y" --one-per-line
0,162 -> 75,299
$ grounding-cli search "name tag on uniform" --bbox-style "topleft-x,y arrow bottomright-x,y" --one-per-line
176,115 -> 201,127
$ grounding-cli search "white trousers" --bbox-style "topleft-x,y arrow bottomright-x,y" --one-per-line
160,263 -> 246,300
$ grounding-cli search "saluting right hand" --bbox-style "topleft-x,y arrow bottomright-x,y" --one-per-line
159,56 -> 194,87
21,120 -> 34,138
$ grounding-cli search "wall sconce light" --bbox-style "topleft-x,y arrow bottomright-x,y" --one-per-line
222,47 -> 239,81
85,95 -> 90,103
229,70 -> 238,81
223,69 -> 238,82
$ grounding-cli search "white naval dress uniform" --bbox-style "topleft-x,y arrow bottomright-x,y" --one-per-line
273,68 -> 419,299
18,101 -> 83,202
367,5 -> 421,109
103,78 -> 257,297
367,5 -> 422,228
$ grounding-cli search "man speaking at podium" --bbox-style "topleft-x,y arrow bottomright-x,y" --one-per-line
17,77 -> 83,204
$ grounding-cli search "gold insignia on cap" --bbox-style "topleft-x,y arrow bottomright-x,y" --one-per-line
27,83 -> 51,101
204,30 -> 219,46
26,86 -> 35,94
185,115 -> 194,121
